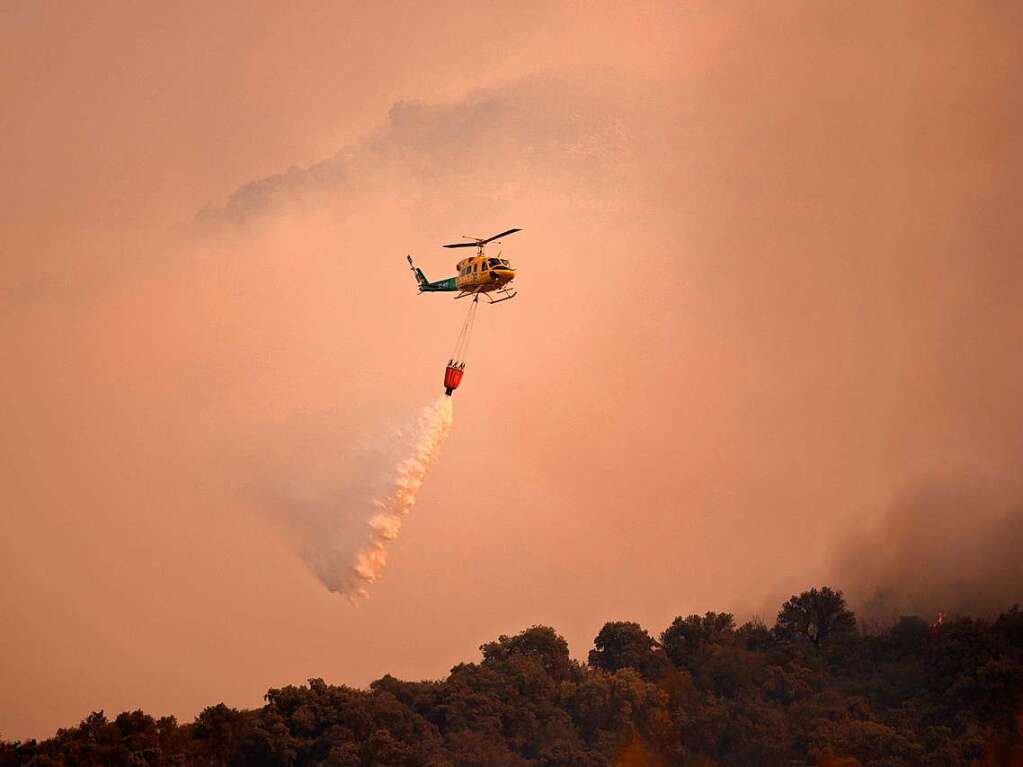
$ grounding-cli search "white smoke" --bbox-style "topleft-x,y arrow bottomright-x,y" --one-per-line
305,396 -> 454,599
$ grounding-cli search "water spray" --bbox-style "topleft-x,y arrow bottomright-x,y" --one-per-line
337,396 -> 454,599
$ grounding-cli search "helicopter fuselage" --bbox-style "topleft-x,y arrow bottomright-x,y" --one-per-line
407,228 -> 520,302
413,255 -> 515,295
454,255 -> 515,292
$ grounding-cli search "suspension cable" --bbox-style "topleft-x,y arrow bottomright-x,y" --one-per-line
450,296 -> 479,364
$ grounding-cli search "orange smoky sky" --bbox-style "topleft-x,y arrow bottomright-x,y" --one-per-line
2,0 -> 1022,741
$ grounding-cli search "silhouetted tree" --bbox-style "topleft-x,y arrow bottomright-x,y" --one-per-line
5,587 -> 1023,767
481,625 -> 577,681
588,622 -> 670,680
736,616 -> 775,651
776,586 -> 856,647
192,703 -> 248,765
994,604 -> 1023,648
660,612 -> 735,667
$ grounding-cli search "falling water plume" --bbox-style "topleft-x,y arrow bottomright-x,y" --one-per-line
331,396 -> 454,599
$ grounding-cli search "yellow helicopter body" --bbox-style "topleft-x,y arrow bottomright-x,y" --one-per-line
407,228 -> 521,303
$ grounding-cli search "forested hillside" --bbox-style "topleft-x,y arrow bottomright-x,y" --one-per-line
4,587 -> 1022,766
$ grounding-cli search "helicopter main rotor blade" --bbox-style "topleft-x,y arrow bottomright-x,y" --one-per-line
480,228 -> 521,244
442,228 -> 521,248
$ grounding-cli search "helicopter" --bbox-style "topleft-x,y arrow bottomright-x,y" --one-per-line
407,228 -> 521,304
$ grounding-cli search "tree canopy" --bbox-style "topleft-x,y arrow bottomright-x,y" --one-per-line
775,586 -> 857,647
3,585 -> 1022,767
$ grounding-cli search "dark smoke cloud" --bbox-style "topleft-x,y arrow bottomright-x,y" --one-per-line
833,474 -> 1023,622
195,72 -> 652,225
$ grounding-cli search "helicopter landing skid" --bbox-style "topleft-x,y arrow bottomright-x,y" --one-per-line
454,288 -> 516,303
484,288 -> 517,304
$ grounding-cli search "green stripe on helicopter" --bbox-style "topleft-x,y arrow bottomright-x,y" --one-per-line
419,277 -> 458,291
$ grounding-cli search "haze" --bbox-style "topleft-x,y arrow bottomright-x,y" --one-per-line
2,1 -> 1021,740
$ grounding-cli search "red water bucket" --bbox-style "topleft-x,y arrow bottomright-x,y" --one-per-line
443,364 -> 464,396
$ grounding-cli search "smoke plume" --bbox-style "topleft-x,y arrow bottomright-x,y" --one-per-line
833,475 -> 1023,622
